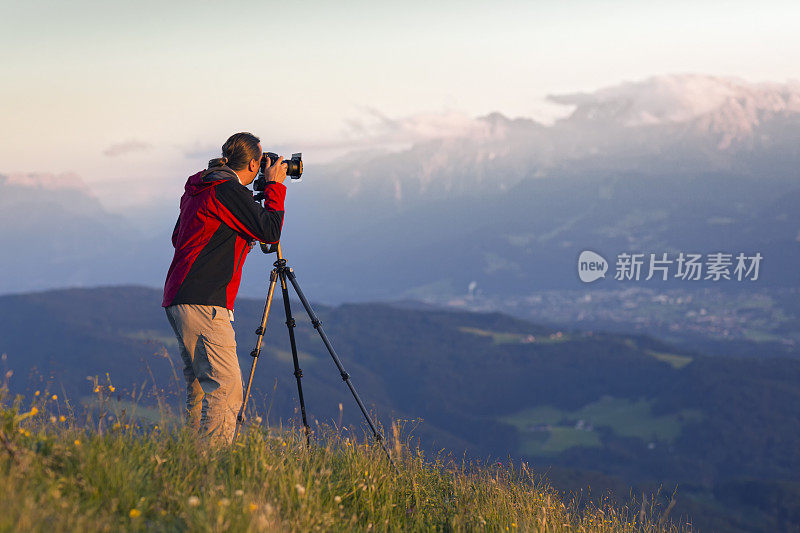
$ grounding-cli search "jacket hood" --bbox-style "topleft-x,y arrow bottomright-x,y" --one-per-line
184,165 -> 239,196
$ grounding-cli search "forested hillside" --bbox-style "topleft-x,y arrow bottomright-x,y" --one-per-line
1,287 -> 799,531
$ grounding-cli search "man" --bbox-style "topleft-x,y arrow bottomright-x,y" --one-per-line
163,132 -> 287,444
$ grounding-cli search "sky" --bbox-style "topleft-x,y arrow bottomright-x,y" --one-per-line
1,0 -> 799,208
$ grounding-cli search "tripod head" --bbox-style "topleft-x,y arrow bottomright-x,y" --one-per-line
260,242 -> 279,254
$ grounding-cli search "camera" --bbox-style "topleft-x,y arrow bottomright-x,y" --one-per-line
253,152 -> 302,203
254,152 -> 303,192
262,151 -> 303,178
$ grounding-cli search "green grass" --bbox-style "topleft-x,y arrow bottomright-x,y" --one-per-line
0,389 -> 686,532
503,405 -> 565,427
741,328 -> 787,343
576,397 -> 702,442
521,427 -> 602,456
79,396 -> 180,426
645,350 -> 693,369
502,397 -> 704,456
623,339 -> 693,369
458,326 -> 570,345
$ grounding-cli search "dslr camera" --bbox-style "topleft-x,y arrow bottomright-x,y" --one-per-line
253,152 -> 303,193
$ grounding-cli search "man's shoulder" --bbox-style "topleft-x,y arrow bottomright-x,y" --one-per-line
214,178 -> 251,195
213,178 -> 257,210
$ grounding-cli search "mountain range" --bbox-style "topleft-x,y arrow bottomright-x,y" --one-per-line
2,74 -> 799,303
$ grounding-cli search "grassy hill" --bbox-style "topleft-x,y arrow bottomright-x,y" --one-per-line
2,287 -> 800,531
0,393 -> 683,532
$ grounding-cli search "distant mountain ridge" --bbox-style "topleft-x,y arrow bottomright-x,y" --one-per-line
9,75 -> 800,204
551,74 -> 800,135
3,74 -> 799,301
319,75 -> 800,205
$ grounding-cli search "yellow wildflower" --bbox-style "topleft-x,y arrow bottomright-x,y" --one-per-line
59,415 -> 66,422
129,509 -> 141,518
30,406 -> 39,416
108,385 -> 115,392
74,439 -> 81,446
34,390 -> 40,396
51,394 -> 57,400
248,503 -> 258,512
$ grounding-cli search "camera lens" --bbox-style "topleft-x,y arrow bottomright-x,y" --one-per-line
260,151 -> 303,179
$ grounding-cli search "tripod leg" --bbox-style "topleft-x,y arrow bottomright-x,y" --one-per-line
284,268 -> 398,473
233,268 -> 278,443
278,267 -> 311,446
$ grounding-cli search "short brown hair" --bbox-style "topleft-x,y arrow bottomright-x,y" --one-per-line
221,132 -> 261,171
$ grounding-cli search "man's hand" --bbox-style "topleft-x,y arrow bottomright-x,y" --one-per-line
265,156 -> 287,184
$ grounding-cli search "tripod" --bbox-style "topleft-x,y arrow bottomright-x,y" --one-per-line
233,243 -> 395,471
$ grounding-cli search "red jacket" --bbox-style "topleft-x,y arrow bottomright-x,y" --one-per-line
163,165 -> 286,309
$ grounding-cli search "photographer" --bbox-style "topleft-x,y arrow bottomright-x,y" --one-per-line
163,132 -> 287,444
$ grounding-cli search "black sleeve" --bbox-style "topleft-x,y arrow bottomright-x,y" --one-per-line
213,181 -> 286,244
171,215 -> 180,247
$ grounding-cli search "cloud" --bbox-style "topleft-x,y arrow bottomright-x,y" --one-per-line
546,74 -> 800,128
291,108 -> 497,158
545,74 -> 800,149
180,108 -> 527,166
547,74 -> 740,126
349,107 -> 493,145
103,140 -> 153,157
2,172 -> 90,191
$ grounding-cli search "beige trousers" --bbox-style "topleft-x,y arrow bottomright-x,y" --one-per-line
165,304 -> 243,444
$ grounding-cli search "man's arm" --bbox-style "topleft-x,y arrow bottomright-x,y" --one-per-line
212,181 -> 286,244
